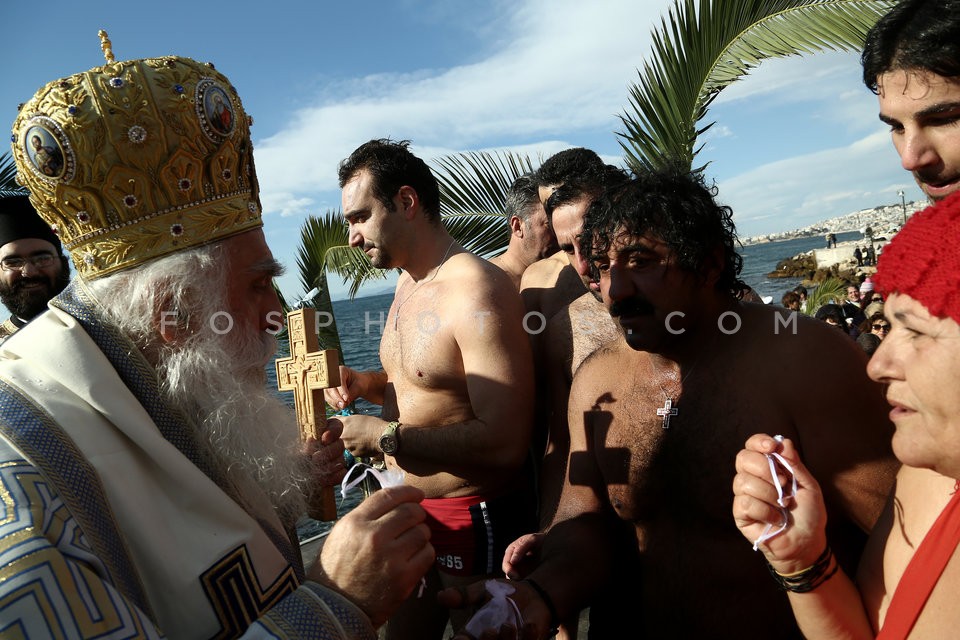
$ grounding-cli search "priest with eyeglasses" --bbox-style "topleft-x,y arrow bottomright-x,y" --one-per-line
0,194 -> 69,341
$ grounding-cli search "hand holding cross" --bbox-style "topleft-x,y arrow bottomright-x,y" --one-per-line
276,307 -> 342,521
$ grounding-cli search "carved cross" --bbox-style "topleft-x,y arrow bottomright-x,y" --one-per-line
276,307 -> 342,521
656,398 -> 678,430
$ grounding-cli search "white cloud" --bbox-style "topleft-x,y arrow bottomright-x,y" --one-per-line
719,130 -> 922,237
255,0 -> 672,199
254,0 -> 913,299
257,0 -> 679,299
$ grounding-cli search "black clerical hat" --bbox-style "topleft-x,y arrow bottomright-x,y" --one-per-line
0,195 -> 62,253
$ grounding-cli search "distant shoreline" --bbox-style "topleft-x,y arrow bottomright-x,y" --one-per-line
740,199 -> 924,247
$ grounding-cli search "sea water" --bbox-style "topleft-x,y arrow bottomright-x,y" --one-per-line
272,230 -> 863,538
739,230 -> 862,301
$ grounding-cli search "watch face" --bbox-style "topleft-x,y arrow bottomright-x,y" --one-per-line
379,434 -> 398,455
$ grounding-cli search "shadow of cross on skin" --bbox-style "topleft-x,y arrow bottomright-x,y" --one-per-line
568,393 -> 630,487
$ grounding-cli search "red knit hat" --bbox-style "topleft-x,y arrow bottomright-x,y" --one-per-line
874,190 -> 960,323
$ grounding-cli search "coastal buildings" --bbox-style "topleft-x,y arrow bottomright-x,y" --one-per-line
741,200 -> 925,246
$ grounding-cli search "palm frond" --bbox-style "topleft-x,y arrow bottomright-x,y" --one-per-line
0,152 -> 28,195
296,212 -> 388,303
805,276 -> 847,315
432,150 -> 536,258
618,0 -> 898,173
434,150 -> 535,216
443,213 -> 510,258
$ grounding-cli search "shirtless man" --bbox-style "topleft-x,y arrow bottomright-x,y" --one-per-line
445,167 -> 899,639
325,139 -> 536,639
518,154 -> 626,639
530,160 -> 625,519
520,148 -> 605,323
489,173 -> 558,289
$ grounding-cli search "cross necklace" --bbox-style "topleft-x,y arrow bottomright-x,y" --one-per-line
647,354 -> 698,429
393,240 -> 456,330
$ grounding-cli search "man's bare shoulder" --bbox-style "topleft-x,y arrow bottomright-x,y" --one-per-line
448,251 -> 514,290
543,292 -> 620,377
563,291 -> 611,321
488,253 -> 523,290
519,252 -> 567,292
736,302 -> 859,363
442,252 -> 525,319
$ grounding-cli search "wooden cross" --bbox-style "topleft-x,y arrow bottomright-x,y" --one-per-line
276,307 -> 342,521
656,398 -> 678,430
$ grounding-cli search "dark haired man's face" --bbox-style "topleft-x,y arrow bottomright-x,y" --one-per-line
0,238 -> 68,321
878,69 -> 960,202
551,197 -> 597,296
593,228 -> 701,353
341,168 -> 400,269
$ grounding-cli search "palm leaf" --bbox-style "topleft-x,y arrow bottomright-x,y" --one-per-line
619,0 -> 898,173
0,152 -> 28,197
295,212 -> 388,354
805,276 -> 847,316
433,150 -> 536,258
443,213 -> 512,258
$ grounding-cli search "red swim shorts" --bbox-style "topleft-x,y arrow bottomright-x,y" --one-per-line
421,485 -> 536,577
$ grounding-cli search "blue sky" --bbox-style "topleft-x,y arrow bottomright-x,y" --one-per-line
3,0 -> 924,301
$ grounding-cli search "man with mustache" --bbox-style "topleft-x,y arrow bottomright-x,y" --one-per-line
0,194 -> 69,341
0,37 -> 433,638
446,167 -> 899,639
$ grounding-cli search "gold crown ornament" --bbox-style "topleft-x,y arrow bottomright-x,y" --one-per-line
10,30 -> 263,279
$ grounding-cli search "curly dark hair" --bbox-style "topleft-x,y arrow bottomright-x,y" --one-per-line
862,0 -> 960,93
337,138 -> 440,221
581,166 -> 747,298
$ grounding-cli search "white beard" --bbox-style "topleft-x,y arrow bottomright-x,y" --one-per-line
157,326 -> 307,526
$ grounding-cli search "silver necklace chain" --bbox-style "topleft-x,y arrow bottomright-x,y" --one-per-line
393,240 -> 456,330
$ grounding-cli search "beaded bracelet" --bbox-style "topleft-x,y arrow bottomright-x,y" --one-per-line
524,578 -> 560,635
767,545 -> 839,593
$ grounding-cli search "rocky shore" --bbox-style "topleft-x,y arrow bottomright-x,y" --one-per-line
767,248 -> 865,285
756,198 -> 925,286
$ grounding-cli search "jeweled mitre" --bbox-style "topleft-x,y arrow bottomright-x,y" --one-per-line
10,31 -> 262,279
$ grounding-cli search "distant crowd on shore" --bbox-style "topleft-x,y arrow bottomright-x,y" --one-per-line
780,276 -> 889,358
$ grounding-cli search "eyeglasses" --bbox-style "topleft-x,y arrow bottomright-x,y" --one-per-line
871,297 -> 883,303
872,323 -> 890,332
0,252 -> 56,272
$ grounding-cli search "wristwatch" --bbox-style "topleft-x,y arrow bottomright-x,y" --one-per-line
378,421 -> 402,455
